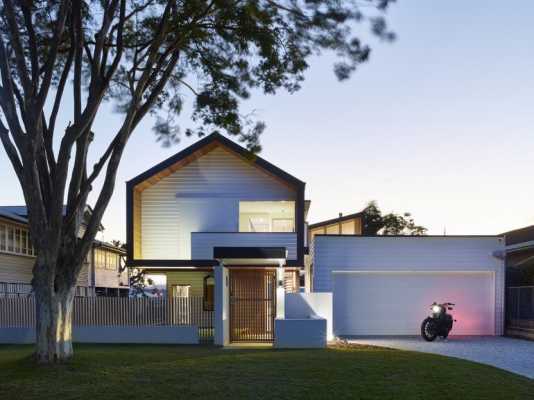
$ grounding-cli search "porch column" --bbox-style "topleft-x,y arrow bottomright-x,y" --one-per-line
276,264 -> 285,319
214,262 -> 229,346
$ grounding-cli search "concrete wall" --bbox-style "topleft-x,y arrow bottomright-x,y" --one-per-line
0,326 -> 199,344
274,318 -> 327,348
285,292 -> 333,340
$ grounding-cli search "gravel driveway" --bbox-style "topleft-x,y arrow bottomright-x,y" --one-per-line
347,336 -> 534,379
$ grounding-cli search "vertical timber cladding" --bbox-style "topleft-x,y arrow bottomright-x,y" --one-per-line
229,269 -> 277,343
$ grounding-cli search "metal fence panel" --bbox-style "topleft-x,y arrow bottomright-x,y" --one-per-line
0,297 -> 213,341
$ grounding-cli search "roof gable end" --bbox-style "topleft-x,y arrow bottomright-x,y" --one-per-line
128,133 -> 305,190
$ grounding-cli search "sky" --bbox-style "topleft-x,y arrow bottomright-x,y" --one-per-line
1,0 -> 533,242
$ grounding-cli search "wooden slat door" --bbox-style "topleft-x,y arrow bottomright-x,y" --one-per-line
229,269 -> 276,343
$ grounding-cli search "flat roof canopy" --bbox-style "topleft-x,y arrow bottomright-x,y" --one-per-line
214,246 -> 287,265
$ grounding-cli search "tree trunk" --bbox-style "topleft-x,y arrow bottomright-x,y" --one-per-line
34,283 -> 75,363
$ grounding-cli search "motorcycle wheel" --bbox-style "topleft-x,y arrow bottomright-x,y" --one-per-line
421,318 -> 438,342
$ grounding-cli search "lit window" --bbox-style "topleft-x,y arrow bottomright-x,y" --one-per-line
239,201 -> 295,233
203,275 -> 215,311
272,218 -> 294,232
249,216 -> 270,232
172,284 -> 191,298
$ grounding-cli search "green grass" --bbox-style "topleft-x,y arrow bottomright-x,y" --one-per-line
0,344 -> 532,400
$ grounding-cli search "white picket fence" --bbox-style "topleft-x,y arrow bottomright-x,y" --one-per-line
0,297 -> 213,337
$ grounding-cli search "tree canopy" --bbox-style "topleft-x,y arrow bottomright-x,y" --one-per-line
361,201 -> 427,235
0,0 -> 395,362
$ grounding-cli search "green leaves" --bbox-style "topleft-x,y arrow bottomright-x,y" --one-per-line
362,201 -> 428,236
1,0 -> 395,151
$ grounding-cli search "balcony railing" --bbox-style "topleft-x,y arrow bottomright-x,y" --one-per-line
191,232 -> 297,260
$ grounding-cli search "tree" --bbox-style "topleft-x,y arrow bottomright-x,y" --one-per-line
0,0 -> 395,362
361,201 -> 427,235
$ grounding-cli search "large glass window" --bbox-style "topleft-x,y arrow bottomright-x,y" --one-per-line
239,201 -> 295,233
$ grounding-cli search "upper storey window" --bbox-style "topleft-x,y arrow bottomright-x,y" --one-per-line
0,222 -> 35,257
239,201 -> 295,233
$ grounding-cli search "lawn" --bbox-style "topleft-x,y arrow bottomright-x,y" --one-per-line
0,344 -> 532,400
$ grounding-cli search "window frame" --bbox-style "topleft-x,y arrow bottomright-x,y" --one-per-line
203,275 -> 215,311
238,201 -> 296,233
171,284 -> 191,298
0,222 -> 35,257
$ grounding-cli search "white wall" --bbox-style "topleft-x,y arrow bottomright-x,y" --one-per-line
274,318 -> 327,348
192,232 -> 297,260
214,265 -> 229,346
333,271 -> 496,335
140,146 -> 296,259
313,236 -> 506,336
0,326 -> 199,344
285,292 -> 333,340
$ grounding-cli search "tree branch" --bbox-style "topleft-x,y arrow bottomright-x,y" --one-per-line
2,0 -> 32,95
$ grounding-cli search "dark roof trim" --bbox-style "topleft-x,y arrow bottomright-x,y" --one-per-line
309,211 -> 364,229
214,246 -> 286,259
127,257 -> 300,268
0,211 -> 28,225
127,132 -> 305,188
314,234 -> 504,238
501,225 -> 534,246
127,259 -> 219,268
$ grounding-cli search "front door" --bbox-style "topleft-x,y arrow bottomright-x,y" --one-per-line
229,269 -> 276,343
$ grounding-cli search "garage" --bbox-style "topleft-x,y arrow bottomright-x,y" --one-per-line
333,270 -> 495,335
312,236 -> 505,337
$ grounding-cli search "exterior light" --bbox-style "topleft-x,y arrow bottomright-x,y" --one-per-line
432,305 -> 441,314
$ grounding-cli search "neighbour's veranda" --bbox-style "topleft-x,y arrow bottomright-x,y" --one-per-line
0,133 -> 532,346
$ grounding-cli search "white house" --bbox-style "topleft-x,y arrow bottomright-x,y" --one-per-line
126,133 -> 308,345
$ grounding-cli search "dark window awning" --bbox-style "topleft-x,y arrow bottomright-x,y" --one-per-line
213,246 -> 287,260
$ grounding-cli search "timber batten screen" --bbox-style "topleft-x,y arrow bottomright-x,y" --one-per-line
229,269 -> 276,343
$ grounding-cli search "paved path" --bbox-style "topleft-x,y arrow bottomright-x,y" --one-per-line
347,336 -> 534,379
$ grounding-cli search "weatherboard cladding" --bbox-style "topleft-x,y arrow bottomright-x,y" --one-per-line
140,146 -> 296,260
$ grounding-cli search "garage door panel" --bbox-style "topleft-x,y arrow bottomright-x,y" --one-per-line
333,271 -> 495,336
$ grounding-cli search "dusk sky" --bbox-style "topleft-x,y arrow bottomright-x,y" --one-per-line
1,0 -> 533,242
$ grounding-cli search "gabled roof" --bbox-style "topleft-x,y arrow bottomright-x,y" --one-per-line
309,211 -> 364,229
0,207 -> 28,224
127,132 -> 305,189
0,205 -> 103,230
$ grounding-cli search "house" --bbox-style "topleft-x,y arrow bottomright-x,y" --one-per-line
0,206 -> 128,297
125,133 -> 507,346
502,225 -> 534,339
305,211 -> 364,291
126,133 -> 306,344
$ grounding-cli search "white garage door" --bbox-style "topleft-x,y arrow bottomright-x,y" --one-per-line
333,271 -> 495,336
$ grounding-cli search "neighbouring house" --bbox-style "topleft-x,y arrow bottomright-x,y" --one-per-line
502,225 -> 534,339
305,211 -> 363,291
0,206 -> 128,297
126,133 -> 309,345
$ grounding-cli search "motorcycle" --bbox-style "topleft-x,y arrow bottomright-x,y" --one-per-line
421,302 -> 455,341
